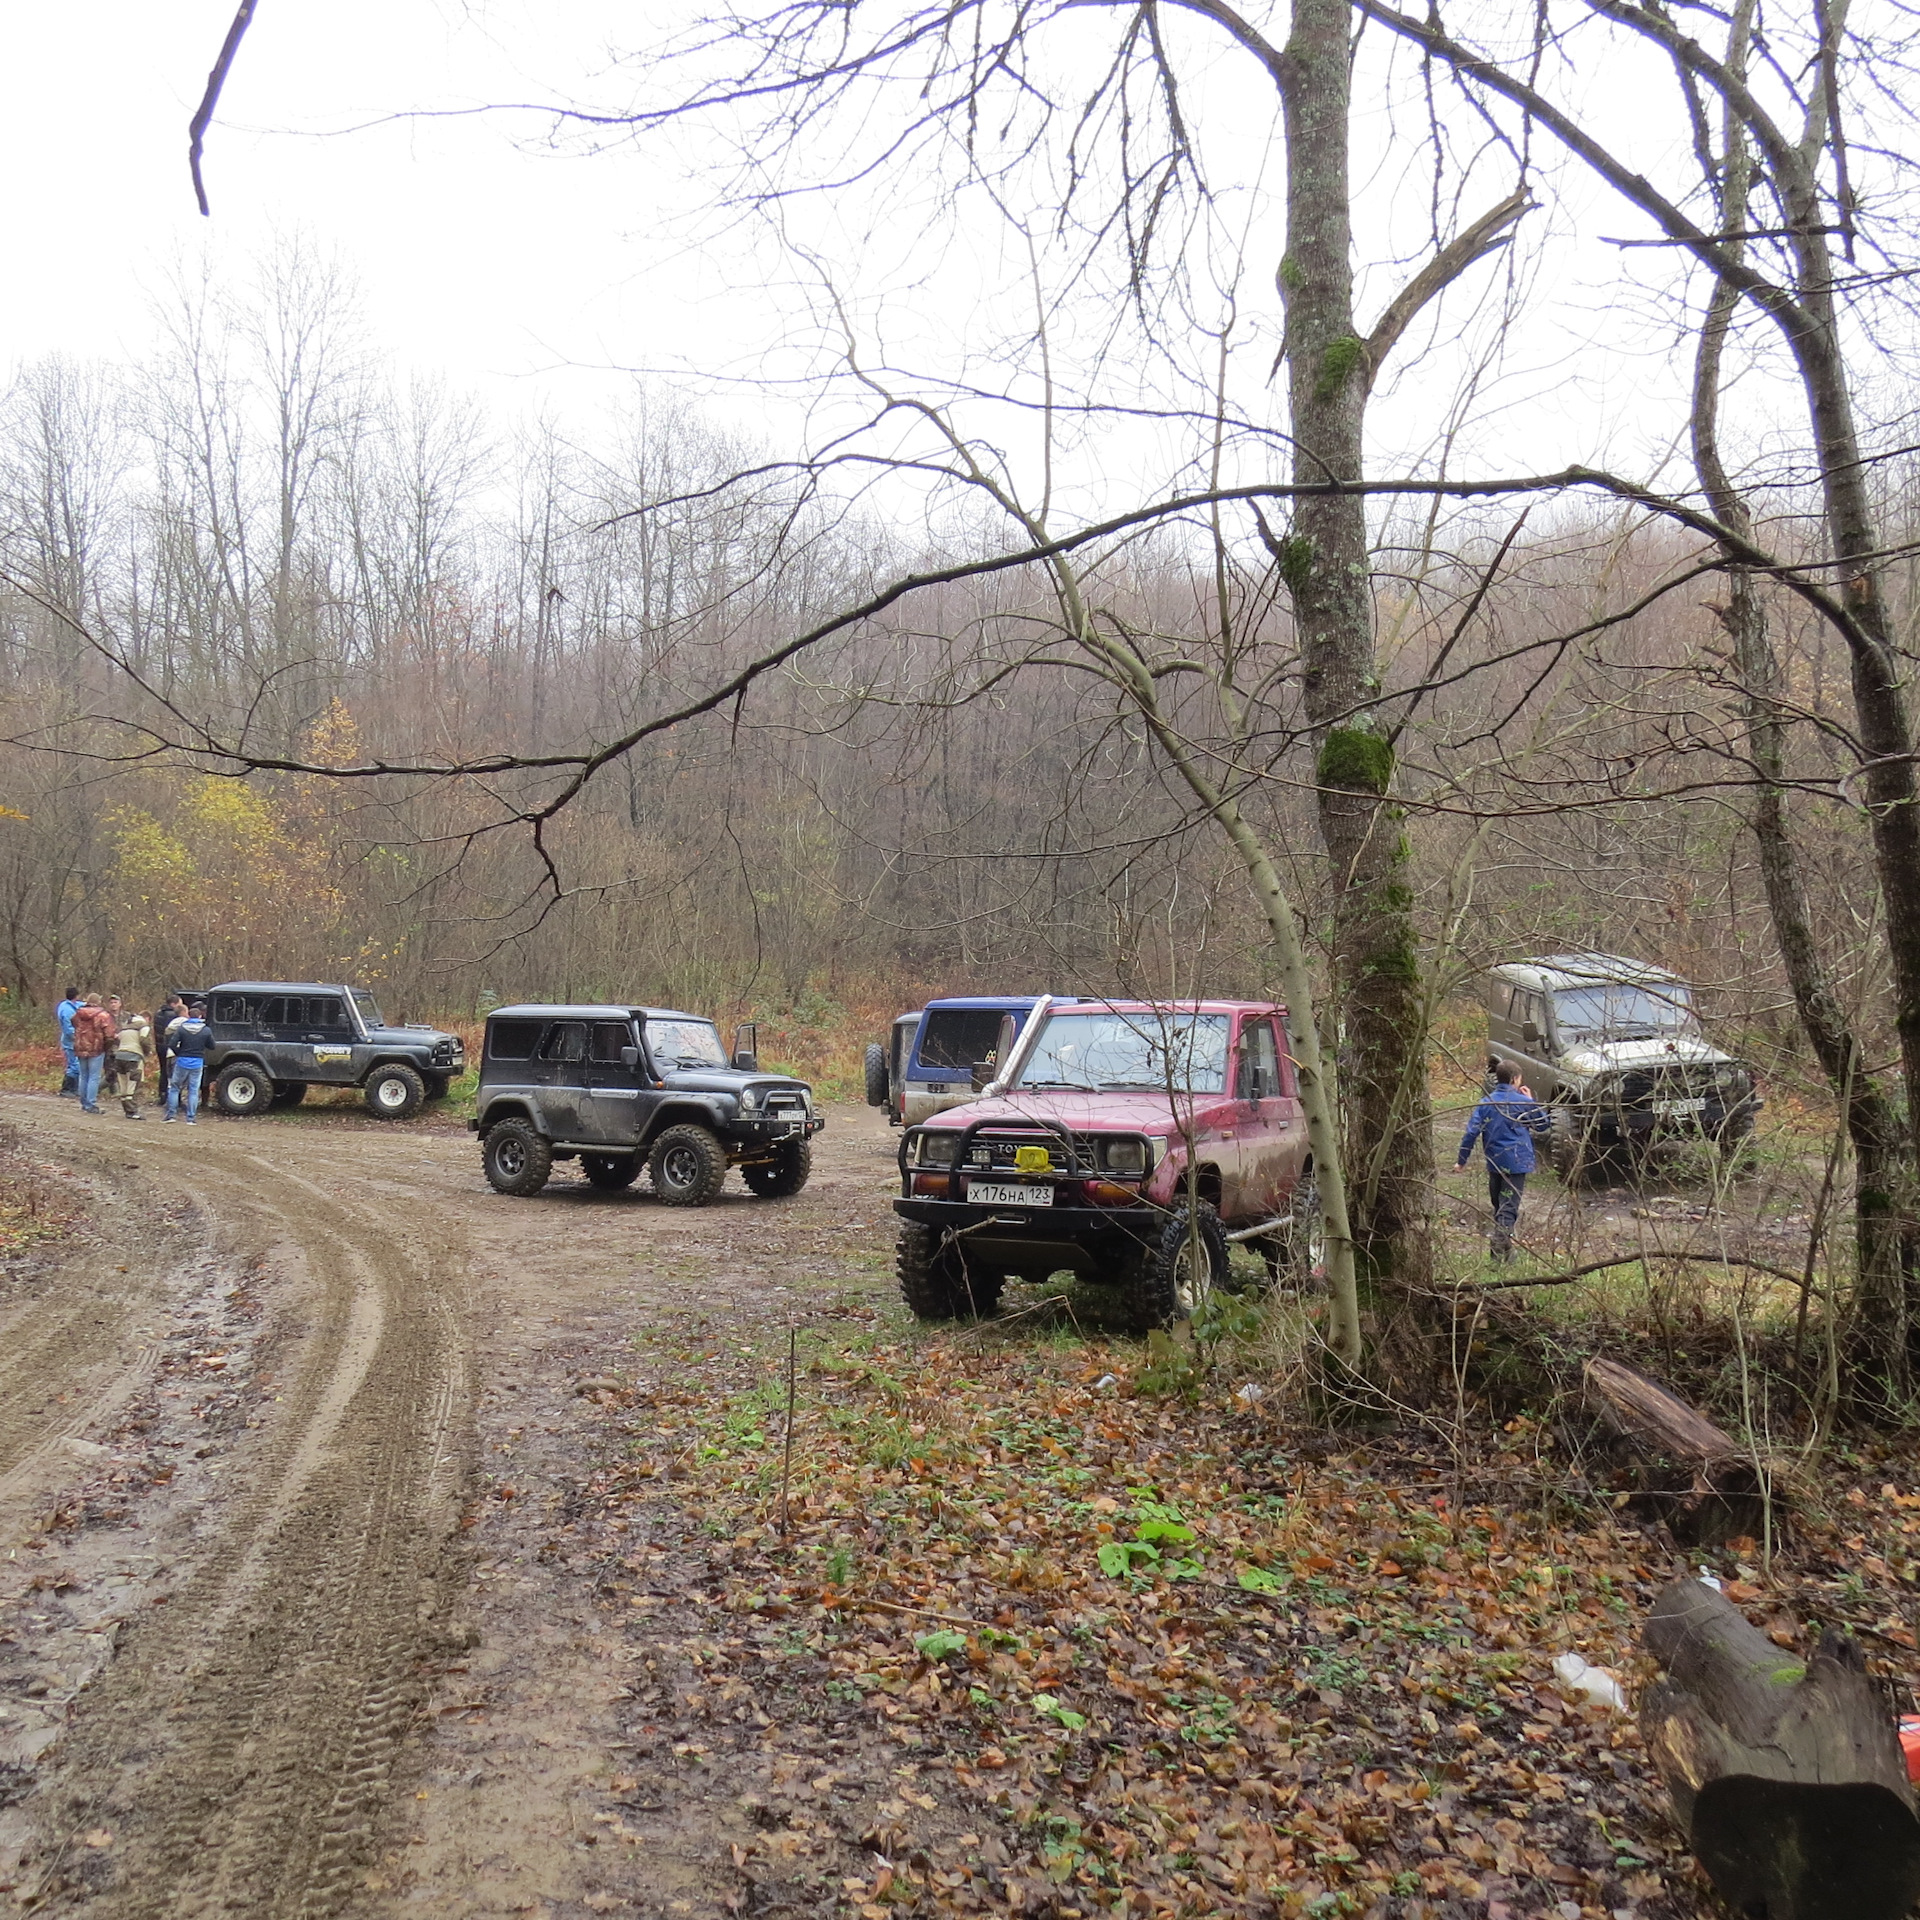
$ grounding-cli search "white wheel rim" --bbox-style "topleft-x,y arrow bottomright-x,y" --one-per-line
1172,1233 -> 1212,1317
376,1079 -> 407,1108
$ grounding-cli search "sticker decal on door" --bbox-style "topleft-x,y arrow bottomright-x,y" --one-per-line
313,1045 -> 353,1065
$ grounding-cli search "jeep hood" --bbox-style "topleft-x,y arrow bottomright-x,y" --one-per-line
1558,1033 -> 1737,1074
368,1021 -> 459,1043
659,1069 -> 809,1098
919,1089 -> 1194,1133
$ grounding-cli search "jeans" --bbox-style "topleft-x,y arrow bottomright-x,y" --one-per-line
167,1057 -> 205,1121
1487,1165 -> 1526,1256
76,1053 -> 105,1112
60,1037 -> 77,1095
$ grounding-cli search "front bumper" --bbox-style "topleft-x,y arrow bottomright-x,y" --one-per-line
893,1194 -> 1159,1274
1588,1095 -> 1758,1142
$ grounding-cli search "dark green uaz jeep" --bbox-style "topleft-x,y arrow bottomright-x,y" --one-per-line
471,1003 -> 824,1206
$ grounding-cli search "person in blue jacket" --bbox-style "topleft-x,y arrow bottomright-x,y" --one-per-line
55,986 -> 81,1096
1455,1061 -> 1550,1260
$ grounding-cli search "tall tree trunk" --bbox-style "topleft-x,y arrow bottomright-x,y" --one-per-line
1688,19 -> 1912,1400
1278,0 -> 1437,1357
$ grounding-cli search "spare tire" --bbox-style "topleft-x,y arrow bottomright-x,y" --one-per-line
864,1042 -> 890,1108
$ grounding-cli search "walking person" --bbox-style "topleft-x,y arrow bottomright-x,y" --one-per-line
110,1001 -> 155,1120
71,994 -> 115,1115
1454,1061 -> 1549,1261
164,1000 -> 212,1124
55,986 -> 81,1096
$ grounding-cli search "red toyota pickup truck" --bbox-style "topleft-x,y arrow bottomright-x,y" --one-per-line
892,998 -> 1316,1329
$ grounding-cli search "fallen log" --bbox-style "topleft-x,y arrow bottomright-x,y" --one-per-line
1582,1356 -> 1769,1546
1641,1577 -> 1920,1920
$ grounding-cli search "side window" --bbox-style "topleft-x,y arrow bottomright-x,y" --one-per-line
255,996 -> 289,1026
1238,1019 -> 1281,1099
591,1021 -> 633,1064
1514,992 -> 1542,1037
212,993 -> 248,1024
305,996 -> 349,1034
541,1022 -> 589,1065
486,1020 -> 542,1061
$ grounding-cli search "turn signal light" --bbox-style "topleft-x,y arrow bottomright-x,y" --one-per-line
1083,1180 -> 1144,1207
911,1173 -> 952,1198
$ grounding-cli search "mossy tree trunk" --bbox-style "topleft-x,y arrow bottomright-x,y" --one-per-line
1276,0 -> 1437,1369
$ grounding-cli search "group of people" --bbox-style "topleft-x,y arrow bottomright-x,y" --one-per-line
55,990 -> 213,1123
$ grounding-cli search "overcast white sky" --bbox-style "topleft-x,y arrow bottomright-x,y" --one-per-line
1,1 -> 1871,524
7,5 -> 733,414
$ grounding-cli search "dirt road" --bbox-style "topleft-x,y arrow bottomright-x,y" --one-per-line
0,1093 -> 899,1917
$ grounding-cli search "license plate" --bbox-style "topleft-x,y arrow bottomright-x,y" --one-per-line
1654,1097 -> 1706,1117
967,1180 -> 1052,1207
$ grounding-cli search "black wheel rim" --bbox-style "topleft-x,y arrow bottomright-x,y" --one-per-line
496,1137 -> 526,1177
660,1144 -> 701,1190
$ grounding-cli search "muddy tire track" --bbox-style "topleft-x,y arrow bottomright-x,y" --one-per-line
13,1114 -> 473,1919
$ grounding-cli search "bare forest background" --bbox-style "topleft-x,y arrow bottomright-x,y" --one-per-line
0,248 -> 1906,1094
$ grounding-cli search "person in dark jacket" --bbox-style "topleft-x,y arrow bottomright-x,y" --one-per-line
164,1002 -> 212,1124
1455,1062 -> 1550,1260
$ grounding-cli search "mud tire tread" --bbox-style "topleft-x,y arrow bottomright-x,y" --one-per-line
896,1222 -> 1001,1321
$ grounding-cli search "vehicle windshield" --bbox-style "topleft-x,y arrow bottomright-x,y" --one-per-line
351,990 -> 385,1030
1014,1010 -> 1231,1093
1553,983 -> 1695,1040
646,1018 -> 729,1070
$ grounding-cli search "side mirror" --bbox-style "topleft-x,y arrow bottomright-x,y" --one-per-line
731,1021 -> 758,1072
621,1046 -> 642,1070
1521,1021 -> 1542,1047
733,1050 -> 759,1071
970,1061 -> 992,1091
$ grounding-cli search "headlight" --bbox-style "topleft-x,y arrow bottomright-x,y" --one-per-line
917,1132 -> 958,1167
1716,1067 -> 1750,1096
1101,1138 -> 1147,1175
739,1088 -> 758,1112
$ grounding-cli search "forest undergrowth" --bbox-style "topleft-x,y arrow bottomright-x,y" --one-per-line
559,1282 -> 1920,1920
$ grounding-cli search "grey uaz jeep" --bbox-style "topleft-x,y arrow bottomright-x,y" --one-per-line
1485,953 -> 1759,1176
471,1003 -> 824,1206
201,981 -> 465,1119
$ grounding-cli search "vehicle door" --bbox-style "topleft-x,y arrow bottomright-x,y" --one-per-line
1232,1015 -> 1302,1220
537,1021 -> 592,1140
248,995 -> 306,1082
298,992 -> 360,1085
1506,989 -> 1555,1097
579,1019 -> 646,1146
206,990 -> 253,1070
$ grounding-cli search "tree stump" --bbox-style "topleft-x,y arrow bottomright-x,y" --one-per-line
1641,1577 -> 1920,1920
1582,1356 -> 1769,1545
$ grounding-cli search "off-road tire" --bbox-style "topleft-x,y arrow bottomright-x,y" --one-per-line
483,1118 -> 553,1196
582,1153 -> 641,1190
649,1125 -> 728,1207
1276,1168 -> 1325,1289
743,1139 -> 812,1198
896,1222 -> 1002,1321
1547,1105 -> 1594,1183
421,1074 -> 451,1102
1714,1108 -> 1756,1164
212,1063 -> 272,1117
864,1043 -> 890,1109
1120,1203 -> 1228,1332
364,1062 -> 426,1120
270,1081 -> 308,1108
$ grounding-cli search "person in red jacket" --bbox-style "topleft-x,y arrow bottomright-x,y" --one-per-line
71,994 -> 115,1115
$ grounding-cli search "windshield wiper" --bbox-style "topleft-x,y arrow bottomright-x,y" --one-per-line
1019,1079 -> 1096,1091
